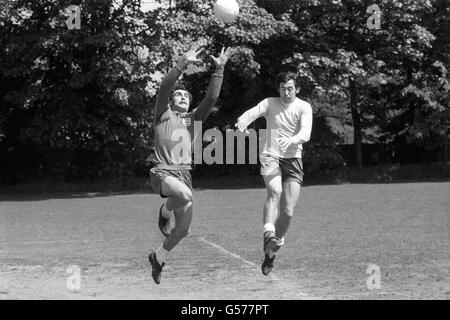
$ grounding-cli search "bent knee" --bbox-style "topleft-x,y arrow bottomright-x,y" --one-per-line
281,207 -> 295,217
267,188 -> 282,201
182,191 -> 193,204
176,190 -> 193,205
173,227 -> 190,238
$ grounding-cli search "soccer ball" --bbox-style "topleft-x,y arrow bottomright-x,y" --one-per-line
214,0 -> 239,23
140,0 -> 155,13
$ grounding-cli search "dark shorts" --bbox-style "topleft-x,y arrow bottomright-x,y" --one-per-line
149,168 -> 193,198
279,157 -> 304,185
260,155 -> 304,186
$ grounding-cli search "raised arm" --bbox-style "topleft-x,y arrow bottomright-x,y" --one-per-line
193,47 -> 231,122
235,99 -> 269,133
154,48 -> 202,121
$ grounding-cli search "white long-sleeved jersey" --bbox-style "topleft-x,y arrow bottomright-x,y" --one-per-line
238,97 -> 313,158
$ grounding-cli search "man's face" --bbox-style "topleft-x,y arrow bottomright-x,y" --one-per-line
279,80 -> 299,104
171,89 -> 190,112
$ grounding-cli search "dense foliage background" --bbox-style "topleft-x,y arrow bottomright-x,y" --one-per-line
1,0 -> 449,185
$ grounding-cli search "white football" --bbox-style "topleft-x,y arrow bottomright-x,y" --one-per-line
214,0 -> 240,23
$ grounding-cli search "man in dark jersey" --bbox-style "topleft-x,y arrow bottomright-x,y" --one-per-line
148,47 -> 230,284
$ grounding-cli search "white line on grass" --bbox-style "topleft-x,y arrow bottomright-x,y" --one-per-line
197,236 -> 309,298
197,236 -> 257,268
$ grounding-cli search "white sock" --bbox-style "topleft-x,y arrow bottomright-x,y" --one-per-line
263,223 -> 275,234
278,236 -> 285,246
156,245 -> 170,263
161,203 -> 172,219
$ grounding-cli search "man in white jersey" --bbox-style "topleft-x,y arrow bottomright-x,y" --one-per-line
235,72 -> 313,275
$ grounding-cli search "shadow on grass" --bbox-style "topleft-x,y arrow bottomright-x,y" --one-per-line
0,178 -> 152,202
1,163 -> 450,201
0,176 -> 266,202
0,190 -> 151,202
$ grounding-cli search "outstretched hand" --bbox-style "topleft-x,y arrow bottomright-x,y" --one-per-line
277,137 -> 296,151
235,121 -> 249,134
178,47 -> 203,67
210,47 -> 231,69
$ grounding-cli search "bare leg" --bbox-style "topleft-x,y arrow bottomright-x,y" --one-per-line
262,173 -> 283,227
154,175 -> 193,254
161,176 -> 192,211
162,201 -> 193,251
276,180 -> 301,240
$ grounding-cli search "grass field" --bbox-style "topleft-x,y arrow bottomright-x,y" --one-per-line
0,182 -> 449,300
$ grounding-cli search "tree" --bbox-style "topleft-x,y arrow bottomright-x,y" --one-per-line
262,0 -> 449,168
1,0 -> 448,184
0,0 -> 155,182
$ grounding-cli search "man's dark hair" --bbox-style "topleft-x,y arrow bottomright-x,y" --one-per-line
276,72 -> 299,90
171,82 -> 193,105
